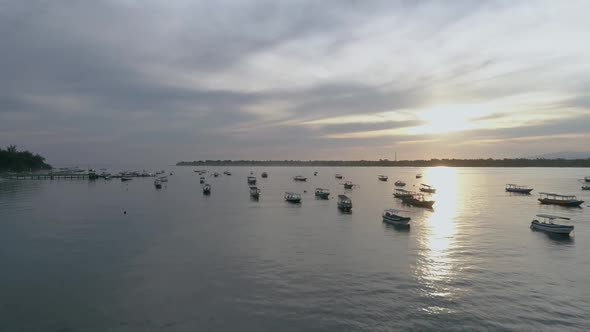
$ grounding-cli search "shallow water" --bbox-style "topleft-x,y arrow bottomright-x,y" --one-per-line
1,167 -> 589,331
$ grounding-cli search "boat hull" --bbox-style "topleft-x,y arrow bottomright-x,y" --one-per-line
285,198 -> 301,203
315,193 -> 330,199
402,198 -> 435,208
337,204 -> 352,211
530,221 -> 573,234
506,188 -> 533,194
538,198 -> 584,207
382,215 -> 410,226
419,188 -> 436,194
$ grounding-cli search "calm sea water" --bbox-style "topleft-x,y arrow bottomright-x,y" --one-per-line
1,167 -> 590,331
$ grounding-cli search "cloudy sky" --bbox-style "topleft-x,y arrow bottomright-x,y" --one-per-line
1,0 -> 589,165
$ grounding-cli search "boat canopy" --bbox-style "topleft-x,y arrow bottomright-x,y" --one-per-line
338,194 -> 350,200
536,214 -> 571,220
539,192 -> 577,199
285,191 -> 301,196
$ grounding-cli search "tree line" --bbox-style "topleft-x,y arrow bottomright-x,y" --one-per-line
0,145 -> 52,172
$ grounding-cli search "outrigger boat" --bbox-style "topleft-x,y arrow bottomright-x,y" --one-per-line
393,189 -> 416,199
382,209 -> 411,226
249,186 -> 260,199
335,174 -> 343,179
401,193 -> 435,208
261,172 -> 268,178
203,183 -> 211,195
419,183 -> 436,193
378,175 -> 388,182
538,192 -> 584,207
337,195 -> 352,211
284,192 -> 302,203
530,214 -> 574,235
394,180 -> 406,187
505,183 -> 533,194
314,188 -> 330,199
293,175 -> 307,182
200,176 -> 205,184
247,176 -> 257,185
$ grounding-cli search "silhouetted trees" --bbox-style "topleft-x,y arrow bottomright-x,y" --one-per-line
0,145 -> 52,172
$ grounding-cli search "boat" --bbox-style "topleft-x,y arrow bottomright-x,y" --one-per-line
203,183 -> 211,195
169,171 -> 174,176
335,173 -> 343,179
157,176 -> 168,182
121,177 -> 132,182
213,172 -> 220,177
394,180 -> 406,187
382,209 -> 411,226
249,186 -> 260,199
343,180 -> 354,189
530,214 -> 574,235
582,185 -> 590,191
247,176 -> 257,185
585,176 -> 590,182
314,188 -> 330,199
378,175 -> 388,182
416,173 -> 423,179
419,183 -> 436,193
223,171 -> 232,176
401,193 -> 435,208
505,183 -> 533,194
393,189 -> 416,199
293,175 -> 307,182
199,176 -> 205,184
314,171 -> 318,176
154,180 -> 162,189
337,195 -> 352,211
538,192 -> 584,207
284,192 -> 302,203
261,172 -> 268,178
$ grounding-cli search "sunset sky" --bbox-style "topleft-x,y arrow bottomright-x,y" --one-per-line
1,0 -> 589,164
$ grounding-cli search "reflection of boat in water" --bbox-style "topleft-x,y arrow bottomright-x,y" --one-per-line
378,175 -> 388,181
247,176 -> 257,185
293,175 -> 307,182
530,214 -> 574,235
382,209 -> 411,226
203,183 -> 211,195
314,188 -> 330,199
505,183 -> 533,194
401,193 -> 435,208
419,183 -> 436,193
538,192 -> 584,207
337,195 -> 352,211
394,180 -> 406,187
284,192 -> 302,203
249,186 -> 260,199
335,173 -> 343,179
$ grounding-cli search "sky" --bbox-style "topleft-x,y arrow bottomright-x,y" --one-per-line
1,0 -> 589,165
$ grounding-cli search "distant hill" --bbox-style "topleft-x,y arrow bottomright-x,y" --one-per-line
532,151 -> 590,160
0,145 -> 52,172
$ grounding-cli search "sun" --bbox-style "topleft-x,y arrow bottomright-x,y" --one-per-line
407,105 -> 477,135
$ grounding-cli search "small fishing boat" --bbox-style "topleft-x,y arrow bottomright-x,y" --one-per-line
169,171 -> 174,176
530,214 -> 574,235
247,176 -> 257,185
261,172 -> 268,178
314,171 -> 318,176
393,189 -> 416,199
314,188 -> 330,199
505,183 -> 533,194
401,193 -> 435,208
293,175 -> 307,182
203,183 -> 211,195
335,173 -> 343,179
284,192 -> 302,203
538,192 -> 584,207
249,185 -> 260,199
154,180 -> 162,189
213,172 -> 220,177
582,185 -> 590,191
121,177 -> 132,182
419,183 -> 436,193
223,171 -> 232,176
382,209 -> 411,226
337,194 -> 352,211
394,180 -> 406,187
378,175 -> 388,182
200,176 -> 205,184
416,173 -> 423,179
585,176 -> 590,182
343,180 -> 354,189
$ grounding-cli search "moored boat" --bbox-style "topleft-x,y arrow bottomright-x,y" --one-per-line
314,188 -> 330,199
419,183 -> 436,193
337,194 -> 352,211
200,176 -> 205,184
505,183 -> 533,194
582,185 -> 590,191
343,180 -> 354,189
335,173 -> 343,179
416,173 -> 423,179
284,192 -> 302,203
382,209 -> 411,226
121,177 -> 132,182
223,171 -> 232,176
394,180 -> 406,187
538,192 -> 584,207
213,172 -> 220,177
393,189 -> 416,199
158,176 -> 168,182
203,183 -> 211,195
401,193 -> 435,208
154,180 -> 162,189
249,185 -> 260,199
585,176 -> 590,182
247,176 -> 257,185
293,175 -> 307,182
378,175 -> 388,182
261,172 -> 268,178
530,214 -> 574,235
314,171 -> 318,176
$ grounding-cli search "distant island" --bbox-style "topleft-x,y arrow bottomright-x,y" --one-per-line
177,158 -> 590,168
0,145 -> 52,172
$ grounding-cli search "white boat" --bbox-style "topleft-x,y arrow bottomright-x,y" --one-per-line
337,194 -> 352,211
249,185 -> 260,199
394,180 -> 406,187
247,176 -> 257,185
293,175 -> 307,182
530,214 -> 574,235
382,209 -> 411,226
419,183 -> 436,193
505,183 -> 533,194
284,192 -> 302,203
378,175 -> 388,181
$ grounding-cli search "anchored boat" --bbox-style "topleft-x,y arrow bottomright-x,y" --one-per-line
393,189 -> 416,199
337,195 -> 352,211
394,180 -> 406,187
203,183 -> 211,195
335,173 -> 343,179
343,180 -> 355,189
401,193 -> 435,208
382,209 -> 411,226
314,188 -> 330,199
530,214 -> 574,235
416,173 -> 423,179
154,179 -> 162,189
585,176 -> 590,182
261,172 -> 268,178
505,183 -> 533,194
199,176 -> 205,184
293,175 -> 307,182
582,185 -> 590,191
419,183 -> 436,193
249,185 -> 260,199
247,176 -> 257,185
223,171 -> 232,176
284,192 -> 302,203
378,175 -> 388,182
538,192 -> 584,207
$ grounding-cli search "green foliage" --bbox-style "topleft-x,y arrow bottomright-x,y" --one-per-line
0,145 -> 52,172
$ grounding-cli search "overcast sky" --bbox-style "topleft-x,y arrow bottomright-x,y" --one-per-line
1,0 -> 589,165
